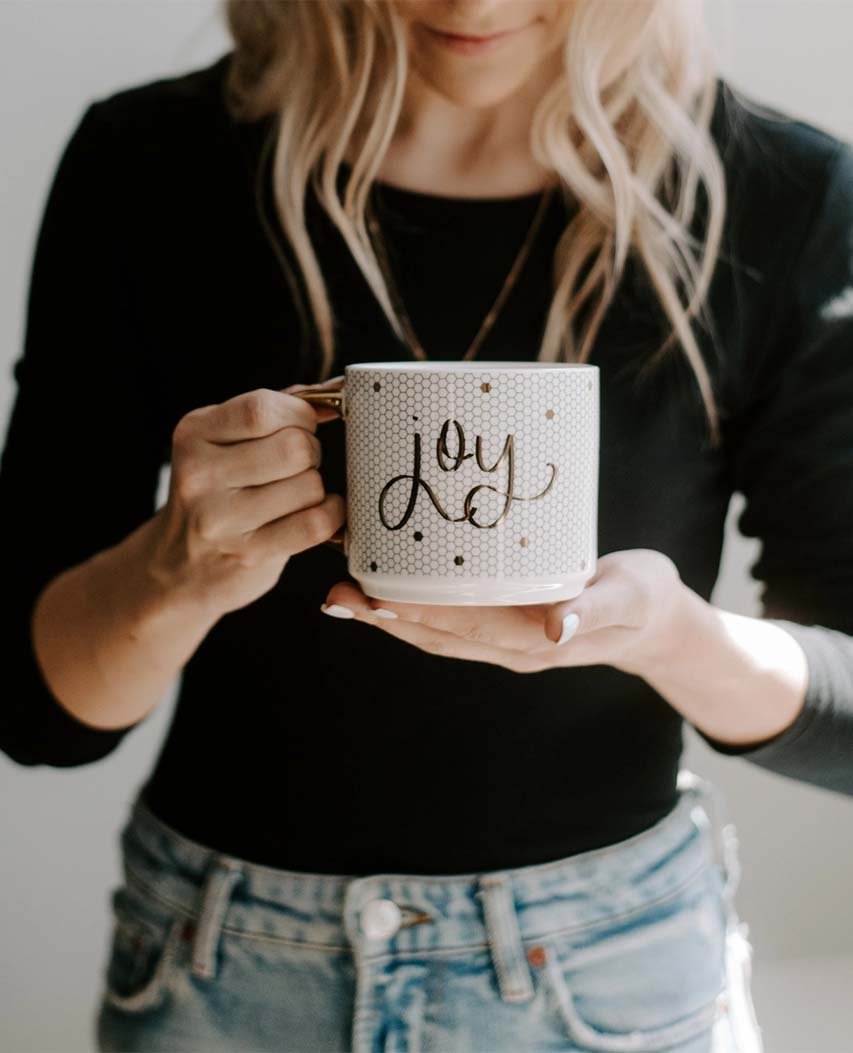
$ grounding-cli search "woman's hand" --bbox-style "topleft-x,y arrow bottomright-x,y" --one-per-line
146,384 -> 345,618
322,549 -> 689,677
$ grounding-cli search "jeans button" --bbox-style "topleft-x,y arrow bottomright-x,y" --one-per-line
360,898 -> 402,940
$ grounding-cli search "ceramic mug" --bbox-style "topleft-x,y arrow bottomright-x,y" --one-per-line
293,361 -> 599,606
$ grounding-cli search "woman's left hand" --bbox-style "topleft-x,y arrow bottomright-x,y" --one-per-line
322,548 -> 691,677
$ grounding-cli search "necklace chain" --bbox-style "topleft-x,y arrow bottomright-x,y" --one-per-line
366,183 -> 557,362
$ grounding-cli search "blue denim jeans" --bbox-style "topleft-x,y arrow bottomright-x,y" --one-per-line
95,770 -> 764,1052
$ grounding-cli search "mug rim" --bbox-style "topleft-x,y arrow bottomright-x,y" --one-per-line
344,361 -> 598,372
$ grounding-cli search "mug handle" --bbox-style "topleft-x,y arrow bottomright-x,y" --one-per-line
290,379 -> 347,554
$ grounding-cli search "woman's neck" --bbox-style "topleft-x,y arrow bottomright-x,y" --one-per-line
346,52 -> 563,199
368,141 -> 558,199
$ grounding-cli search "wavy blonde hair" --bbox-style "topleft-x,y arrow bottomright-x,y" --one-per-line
223,0 -> 727,446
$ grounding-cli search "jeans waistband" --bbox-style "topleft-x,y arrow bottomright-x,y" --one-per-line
118,769 -> 737,966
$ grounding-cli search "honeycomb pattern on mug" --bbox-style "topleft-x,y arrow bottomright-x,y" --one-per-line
345,368 -> 598,578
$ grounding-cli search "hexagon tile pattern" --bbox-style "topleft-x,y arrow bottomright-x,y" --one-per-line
344,366 -> 599,579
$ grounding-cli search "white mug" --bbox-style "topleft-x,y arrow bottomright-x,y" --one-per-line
294,361 -> 598,606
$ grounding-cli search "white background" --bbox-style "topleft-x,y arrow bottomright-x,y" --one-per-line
1,2 -> 852,1051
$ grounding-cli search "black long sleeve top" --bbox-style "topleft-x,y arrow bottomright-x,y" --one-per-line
2,50 -> 852,874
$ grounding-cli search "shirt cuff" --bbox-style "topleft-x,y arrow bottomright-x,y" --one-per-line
694,618 -> 853,795
2,613 -> 136,768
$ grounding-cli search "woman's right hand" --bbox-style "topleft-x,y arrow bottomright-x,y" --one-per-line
146,387 -> 346,617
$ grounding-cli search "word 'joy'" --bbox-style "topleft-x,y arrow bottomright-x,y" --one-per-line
378,420 -> 558,530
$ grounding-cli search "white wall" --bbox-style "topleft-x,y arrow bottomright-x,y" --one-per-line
0,5 -> 231,1052
1,2 -> 852,1051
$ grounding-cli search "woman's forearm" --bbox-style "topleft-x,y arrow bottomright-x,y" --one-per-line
30,508 -> 221,732
635,585 -> 810,747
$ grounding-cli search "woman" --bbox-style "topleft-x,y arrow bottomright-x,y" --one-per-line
3,0 -> 852,1049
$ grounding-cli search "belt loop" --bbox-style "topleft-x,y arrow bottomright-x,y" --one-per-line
476,874 -> 535,1004
719,822 -> 741,911
678,768 -> 741,911
191,856 -> 244,980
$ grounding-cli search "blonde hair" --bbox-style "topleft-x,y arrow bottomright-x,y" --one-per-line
223,0 -> 727,446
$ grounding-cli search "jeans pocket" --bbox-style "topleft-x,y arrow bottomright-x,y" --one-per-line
102,879 -> 187,1014
536,872 -> 727,1052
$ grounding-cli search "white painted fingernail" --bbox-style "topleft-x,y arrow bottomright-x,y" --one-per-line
373,608 -> 398,619
321,603 -> 355,619
556,612 -> 580,644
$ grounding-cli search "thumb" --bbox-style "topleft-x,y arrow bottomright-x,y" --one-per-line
543,575 -> 624,645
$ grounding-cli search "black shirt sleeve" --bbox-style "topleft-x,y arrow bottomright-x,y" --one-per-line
697,140 -> 853,795
0,101 -> 166,767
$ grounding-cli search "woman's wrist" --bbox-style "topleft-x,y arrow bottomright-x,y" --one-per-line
131,507 -> 228,627
88,511 -> 226,682
625,583 -> 809,748
31,512 -> 223,732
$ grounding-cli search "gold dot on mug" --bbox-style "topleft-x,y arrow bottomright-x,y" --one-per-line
480,382 -> 491,393
373,382 -> 381,392
545,409 -> 555,419
454,555 -> 464,566
519,537 -> 528,548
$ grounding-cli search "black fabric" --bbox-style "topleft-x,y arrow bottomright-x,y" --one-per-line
2,51 -> 852,874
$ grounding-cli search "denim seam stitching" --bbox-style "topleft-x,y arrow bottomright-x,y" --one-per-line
121,848 -> 712,958
124,870 -> 351,953
524,859 -> 713,949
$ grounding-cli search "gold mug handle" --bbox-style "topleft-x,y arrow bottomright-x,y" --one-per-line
290,379 -> 347,554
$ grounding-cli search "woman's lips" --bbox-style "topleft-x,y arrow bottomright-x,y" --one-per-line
421,23 -> 526,55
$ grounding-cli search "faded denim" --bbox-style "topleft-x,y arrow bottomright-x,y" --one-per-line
95,770 -> 764,1052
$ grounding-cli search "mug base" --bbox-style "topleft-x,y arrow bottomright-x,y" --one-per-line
352,571 -> 593,606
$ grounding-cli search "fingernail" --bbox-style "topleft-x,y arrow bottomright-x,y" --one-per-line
321,603 -> 355,619
373,608 -> 398,620
555,612 -> 580,645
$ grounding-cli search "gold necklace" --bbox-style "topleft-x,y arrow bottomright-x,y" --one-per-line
366,182 -> 557,362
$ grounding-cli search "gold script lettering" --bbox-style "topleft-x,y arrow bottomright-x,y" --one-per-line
378,422 -> 557,530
